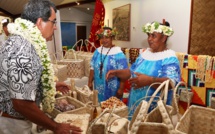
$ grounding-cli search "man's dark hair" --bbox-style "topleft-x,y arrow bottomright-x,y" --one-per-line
21,0 -> 57,24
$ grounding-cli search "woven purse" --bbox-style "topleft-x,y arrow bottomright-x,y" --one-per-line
175,105 -> 215,134
87,105 -> 129,134
129,80 -> 176,134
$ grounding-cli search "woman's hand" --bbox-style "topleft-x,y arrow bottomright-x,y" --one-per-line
128,72 -> 152,89
116,88 -> 124,99
88,82 -> 93,91
56,82 -> 71,94
54,123 -> 82,134
106,70 -> 117,80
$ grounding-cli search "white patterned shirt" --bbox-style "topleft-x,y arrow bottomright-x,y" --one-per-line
0,35 -> 43,118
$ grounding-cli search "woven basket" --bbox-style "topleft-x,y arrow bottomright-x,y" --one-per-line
64,49 -> 77,59
175,105 -> 215,134
136,122 -> 169,134
171,81 -> 192,127
129,80 -> 175,134
48,96 -> 86,118
55,113 -> 90,134
55,64 -> 68,82
75,85 -> 93,104
101,97 -> 128,118
57,59 -> 85,78
107,106 -> 128,118
87,107 -> 129,134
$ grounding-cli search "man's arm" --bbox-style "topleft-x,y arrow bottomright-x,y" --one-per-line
12,99 -> 81,133
12,99 -> 57,131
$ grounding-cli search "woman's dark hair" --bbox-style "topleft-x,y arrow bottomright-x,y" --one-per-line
164,21 -> 170,27
21,0 -> 57,24
103,26 -> 112,31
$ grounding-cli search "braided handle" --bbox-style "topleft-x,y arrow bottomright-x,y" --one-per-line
82,85 -> 91,94
157,100 -> 175,132
130,96 -> 162,134
175,81 -> 190,106
64,49 -> 77,60
130,80 -> 171,134
84,39 -> 96,52
72,39 -> 83,51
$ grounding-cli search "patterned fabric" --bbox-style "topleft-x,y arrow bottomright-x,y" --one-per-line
0,35 -> 43,118
129,48 -> 141,64
88,0 -> 105,51
177,53 -> 215,113
90,46 -> 128,102
128,48 -> 181,118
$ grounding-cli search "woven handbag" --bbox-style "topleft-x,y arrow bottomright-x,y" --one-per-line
174,81 -> 193,103
175,105 -> 215,134
129,80 -> 176,134
171,81 -> 192,127
74,85 -> 93,104
87,105 -> 129,134
47,96 -> 86,118
51,50 -> 85,78
49,53 -> 68,82
57,58 -> 85,78
64,49 -> 77,59
75,47 -> 94,77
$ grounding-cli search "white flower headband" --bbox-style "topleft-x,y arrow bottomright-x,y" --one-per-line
142,21 -> 174,36
96,27 -> 118,39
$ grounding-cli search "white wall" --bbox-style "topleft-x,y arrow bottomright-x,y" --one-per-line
59,8 -> 93,40
47,8 -> 93,54
103,0 -> 191,53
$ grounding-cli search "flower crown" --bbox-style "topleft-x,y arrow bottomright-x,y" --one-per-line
96,27 -> 118,39
142,21 -> 174,36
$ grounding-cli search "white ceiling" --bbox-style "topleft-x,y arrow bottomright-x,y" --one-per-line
0,0 -> 95,17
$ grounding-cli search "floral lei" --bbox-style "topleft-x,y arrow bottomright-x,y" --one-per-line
96,27 -> 118,39
7,18 -> 56,113
142,21 -> 174,36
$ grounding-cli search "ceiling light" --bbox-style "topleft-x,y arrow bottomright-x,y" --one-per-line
87,8 -> 90,10
76,2 -> 80,5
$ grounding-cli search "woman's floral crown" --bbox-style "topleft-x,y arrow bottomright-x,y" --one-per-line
96,26 -> 118,39
142,21 -> 174,36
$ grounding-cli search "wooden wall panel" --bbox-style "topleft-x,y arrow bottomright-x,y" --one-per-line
189,0 -> 215,56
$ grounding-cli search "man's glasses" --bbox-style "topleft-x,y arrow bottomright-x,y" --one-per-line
48,19 -> 57,25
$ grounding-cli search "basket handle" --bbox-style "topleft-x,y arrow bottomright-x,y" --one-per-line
128,80 -> 169,117
78,39 -> 85,51
87,108 -> 111,134
72,39 -> 83,51
147,79 -> 170,108
64,49 -> 77,60
174,81 -> 191,108
130,96 -> 161,134
84,39 -> 96,52
82,85 -> 91,94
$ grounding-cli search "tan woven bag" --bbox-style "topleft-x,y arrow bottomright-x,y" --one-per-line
87,105 -> 130,134
171,81 -> 192,127
175,105 -> 215,134
74,85 -> 93,104
129,80 -> 175,134
57,58 -> 85,78
47,96 -> 86,118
